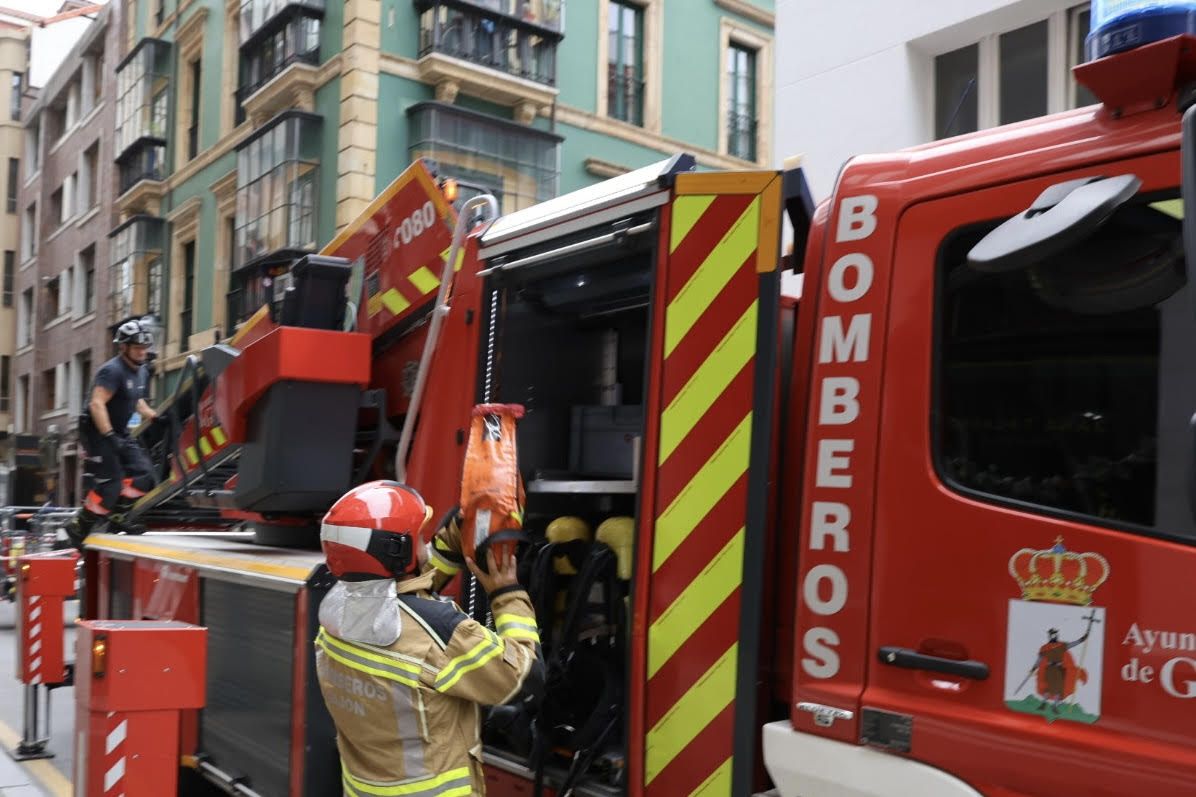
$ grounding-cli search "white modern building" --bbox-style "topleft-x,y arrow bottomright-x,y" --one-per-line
775,0 -> 1098,200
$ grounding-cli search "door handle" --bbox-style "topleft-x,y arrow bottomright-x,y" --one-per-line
878,646 -> 990,680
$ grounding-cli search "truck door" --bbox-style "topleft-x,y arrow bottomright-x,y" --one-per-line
866,150 -> 1196,797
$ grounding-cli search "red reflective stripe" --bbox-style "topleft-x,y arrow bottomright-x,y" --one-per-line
83,491 -> 110,515
120,478 -> 145,499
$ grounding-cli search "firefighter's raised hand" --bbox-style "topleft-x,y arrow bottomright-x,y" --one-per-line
465,548 -> 519,594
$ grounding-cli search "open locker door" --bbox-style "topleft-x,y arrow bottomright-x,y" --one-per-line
633,171 -> 783,797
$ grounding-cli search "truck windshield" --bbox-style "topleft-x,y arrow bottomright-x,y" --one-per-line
935,193 -> 1196,541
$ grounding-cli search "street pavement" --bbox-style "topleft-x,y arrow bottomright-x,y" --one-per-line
0,598 -> 77,796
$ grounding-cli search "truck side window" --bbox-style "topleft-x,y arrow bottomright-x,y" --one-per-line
935,196 -> 1196,540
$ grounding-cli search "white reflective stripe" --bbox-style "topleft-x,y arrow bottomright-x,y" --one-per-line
29,605 -> 41,621
106,719 -> 127,754
104,755 -> 125,792
30,623 -> 40,638
29,639 -> 40,655
321,523 -> 374,551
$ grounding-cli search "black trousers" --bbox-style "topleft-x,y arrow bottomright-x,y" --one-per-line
81,424 -> 156,515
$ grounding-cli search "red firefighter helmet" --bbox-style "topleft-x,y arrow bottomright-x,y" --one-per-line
320,481 -> 433,580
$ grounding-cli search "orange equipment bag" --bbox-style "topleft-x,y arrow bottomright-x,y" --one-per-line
458,403 -> 526,568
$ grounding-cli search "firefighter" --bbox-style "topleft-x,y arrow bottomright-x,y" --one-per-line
315,481 -> 545,796
66,319 -> 159,547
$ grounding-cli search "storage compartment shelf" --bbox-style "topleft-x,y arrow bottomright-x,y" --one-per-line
526,479 -> 637,494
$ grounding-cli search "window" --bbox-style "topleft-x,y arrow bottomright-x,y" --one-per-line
49,187 -> 63,229
181,240 -> 195,344
9,72 -> 19,121
6,158 -> 16,213
21,203 -> 35,261
999,21 -> 1048,125
2,251 -> 12,307
80,245 -> 96,314
115,38 -> 170,189
933,5 -> 1092,139
24,117 -> 39,174
0,356 -> 10,413
44,276 -> 60,321
82,142 -> 99,211
937,194 -> 1193,537
608,1 -> 643,125
187,58 -> 200,161
17,288 -> 31,347
233,111 -> 321,270
65,172 -> 77,221
239,12 -> 321,102
74,352 -> 91,417
1071,5 -> 1098,108
42,367 -> 57,413
415,1 -> 561,85
408,102 -> 559,215
727,43 -> 757,161
108,215 -> 165,323
62,265 -> 75,317
934,44 -> 979,139
15,374 -> 27,431
239,0 -> 324,44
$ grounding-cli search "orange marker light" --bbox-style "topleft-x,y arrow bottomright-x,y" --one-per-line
442,178 -> 459,202
92,635 -> 107,678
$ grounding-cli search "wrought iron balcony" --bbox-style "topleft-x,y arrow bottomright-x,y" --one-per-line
116,143 -> 167,196
727,111 -> 758,161
607,66 -> 643,126
416,0 -> 563,86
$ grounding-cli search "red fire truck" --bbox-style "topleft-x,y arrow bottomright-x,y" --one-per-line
31,5 -> 1196,795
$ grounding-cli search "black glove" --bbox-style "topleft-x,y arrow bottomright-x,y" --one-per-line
101,431 -> 121,457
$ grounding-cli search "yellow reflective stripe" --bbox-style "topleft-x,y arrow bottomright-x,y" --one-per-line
427,545 -> 460,575
408,266 -> 440,295
344,766 -> 473,797
199,436 -> 213,456
498,626 -> 540,643
658,302 -> 757,465
184,447 -> 199,466
434,633 -> 504,692
645,643 -> 738,785
670,194 -> 716,254
382,288 -> 410,315
664,196 -> 759,358
653,413 -> 752,571
316,629 -> 422,688
494,613 -> 539,642
692,757 -> 734,795
211,426 -> 227,446
648,527 -> 743,678
317,629 -> 422,674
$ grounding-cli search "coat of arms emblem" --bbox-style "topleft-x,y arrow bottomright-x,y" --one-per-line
1003,536 -> 1109,724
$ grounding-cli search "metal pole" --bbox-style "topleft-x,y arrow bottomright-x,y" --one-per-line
394,193 -> 499,484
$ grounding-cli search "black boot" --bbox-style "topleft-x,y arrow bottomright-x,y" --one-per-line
66,509 -> 101,549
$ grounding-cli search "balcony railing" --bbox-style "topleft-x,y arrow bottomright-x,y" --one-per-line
727,111 -> 757,161
607,66 -> 643,126
417,0 -> 562,85
236,48 -> 320,110
239,0 -> 324,46
117,143 -> 166,195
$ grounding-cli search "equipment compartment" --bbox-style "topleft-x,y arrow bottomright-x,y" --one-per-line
476,224 -> 655,795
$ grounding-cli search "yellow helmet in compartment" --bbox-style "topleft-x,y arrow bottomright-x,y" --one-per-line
545,516 -> 591,575
596,516 -> 634,581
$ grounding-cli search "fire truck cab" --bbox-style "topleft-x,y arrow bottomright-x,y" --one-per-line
61,2 -> 1196,795
765,4 -> 1196,796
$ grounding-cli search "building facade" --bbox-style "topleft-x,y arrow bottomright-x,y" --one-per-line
13,7 -> 113,505
775,0 -> 1095,199
105,0 -> 774,387
0,24 -> 27,502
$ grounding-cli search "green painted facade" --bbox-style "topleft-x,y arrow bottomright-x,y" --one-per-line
125,0 -> 771,361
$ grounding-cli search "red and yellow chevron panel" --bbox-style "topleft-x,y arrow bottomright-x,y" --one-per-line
322,161 -> 459,340
640,174 -> 781,796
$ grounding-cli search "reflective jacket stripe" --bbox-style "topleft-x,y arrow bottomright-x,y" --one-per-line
427,545 -> 460,575
433,632 -> 504,692
494,614 -> 540,644
343,766 -> 473,796
317,629 -> 422,688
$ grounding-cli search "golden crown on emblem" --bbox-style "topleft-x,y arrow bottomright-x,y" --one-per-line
1007,536 -> 1109,606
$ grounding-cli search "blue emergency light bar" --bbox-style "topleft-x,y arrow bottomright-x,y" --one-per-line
1087,0 -> 1196,59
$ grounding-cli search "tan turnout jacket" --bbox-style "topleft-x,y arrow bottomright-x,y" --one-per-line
315,517 -> 543,796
